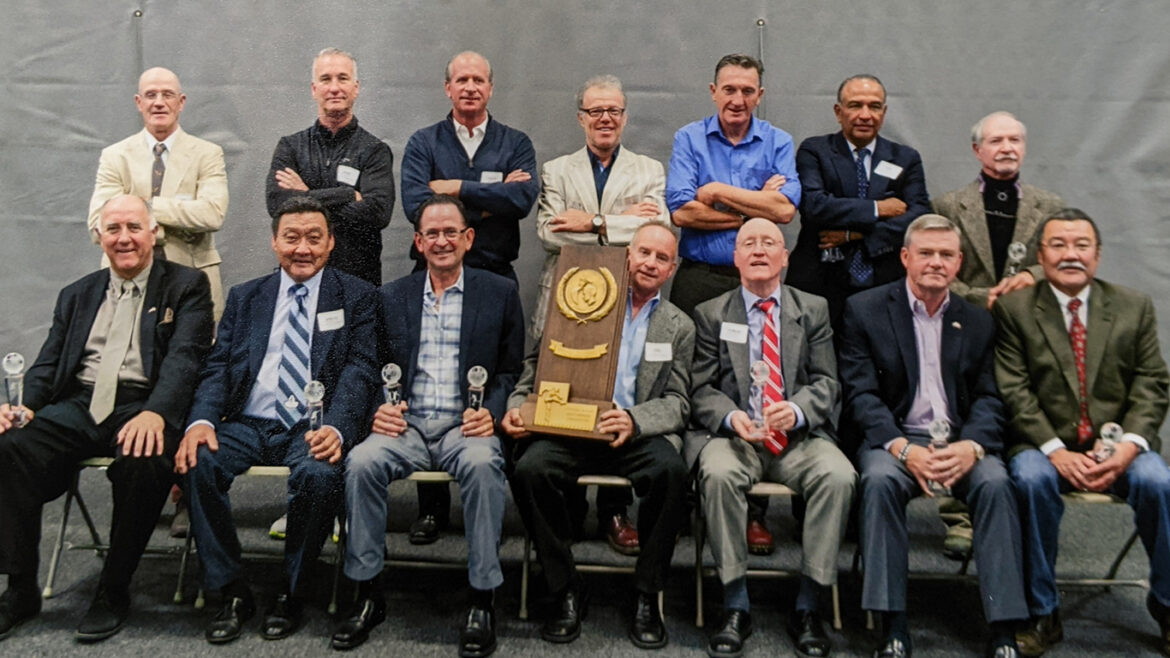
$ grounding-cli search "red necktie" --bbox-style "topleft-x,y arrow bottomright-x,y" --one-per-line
755,298 -> 787,454
1067,298 -> 1093,444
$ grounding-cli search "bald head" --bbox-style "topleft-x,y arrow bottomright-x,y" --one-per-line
734,218 -> 788,295
135,67 -> 185,140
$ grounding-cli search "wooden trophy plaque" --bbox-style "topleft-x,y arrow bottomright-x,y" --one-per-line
519,245 -> 629,440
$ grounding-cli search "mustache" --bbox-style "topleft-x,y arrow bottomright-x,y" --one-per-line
1057,260 -> 1087,271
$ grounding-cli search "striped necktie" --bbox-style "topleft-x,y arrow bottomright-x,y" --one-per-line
276,284 -> 311,428
755,298 -> 787,454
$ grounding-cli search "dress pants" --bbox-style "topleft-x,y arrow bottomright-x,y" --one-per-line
345,414 -> 507,590
185,416 -> 343,593
1011,448 -> 1170,614
859,446 -> 1028,622
698,436 -> 856,586
0,389 -> 175,590
511,435 -> 689,594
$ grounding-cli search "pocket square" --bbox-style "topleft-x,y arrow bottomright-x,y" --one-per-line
162,307 -> 175,324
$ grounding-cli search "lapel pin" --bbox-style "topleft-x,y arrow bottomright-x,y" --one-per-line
148,306 -> 157,314
952,321 -> 962,330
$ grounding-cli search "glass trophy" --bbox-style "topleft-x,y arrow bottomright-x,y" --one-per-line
1003,241 -> 1027,278
303,380 -> 325,431
3,352 -> 27,427
1091,421 -> 1122,463
381,363 -> 402,405
750,360 -> 782,455
467,365 -> 488,411
927,418 -> 951,495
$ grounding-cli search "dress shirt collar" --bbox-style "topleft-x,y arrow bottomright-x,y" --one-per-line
111,262 -> 153,296
704,114 -> 762,146
905,279 -> 951,318
1048,282 -> 1091,330
740,284 -> 780,314
143,129 -> 178,155
847,136 -> 876,157
279,267 -> 324,299
424,267 -> 466,302
588,144 -> 620,171
628,287 -> 660,319
451,115 -> 488,141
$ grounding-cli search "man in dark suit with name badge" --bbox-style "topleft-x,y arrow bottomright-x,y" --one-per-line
0,194 -> 213,642
841,214 -> 1027,658
995,208 -> 1170,656
175,196 -> 379,644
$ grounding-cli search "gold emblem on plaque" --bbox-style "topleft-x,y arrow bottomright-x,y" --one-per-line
534,381 -> 599,431
556,266 -> 618,324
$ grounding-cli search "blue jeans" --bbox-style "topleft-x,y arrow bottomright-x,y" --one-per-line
1010,448 -> 1170,615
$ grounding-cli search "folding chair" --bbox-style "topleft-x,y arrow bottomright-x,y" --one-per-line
42,457 -> 111,598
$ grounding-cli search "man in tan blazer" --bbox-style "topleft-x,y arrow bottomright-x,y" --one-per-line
933,111 -> 1063,310
89,67 -> 229,320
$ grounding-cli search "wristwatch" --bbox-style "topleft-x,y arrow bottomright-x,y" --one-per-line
970,441 -> 986,461
591,213 -> 609,245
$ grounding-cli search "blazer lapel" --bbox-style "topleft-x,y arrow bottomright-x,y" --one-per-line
567,148 -> 600,214
161,129 -> 191,197
1034,285 -> 1080,396
634,304 -> 671,403
310,269 -> 341,378
599,148 -> 633,213
405,272 -> 426,387
62,274 -> 110,383
829,133 -> 860,198
724,291 -> 751,406
957,182 -> 997,279
779,287 -> 801,392
1084,283 -> 1113,394
138,263 -> 165,377
866,136 -> 892,200
458,269 -> 480,387
248,273 -> 279,382
889,284 -> 920,394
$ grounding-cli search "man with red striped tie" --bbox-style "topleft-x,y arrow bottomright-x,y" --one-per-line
690,218 -> 856,658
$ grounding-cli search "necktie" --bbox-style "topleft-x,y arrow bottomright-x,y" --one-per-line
89,281 -> 138,423
151,143 -> 166,198
1068,298 -> 1093,444
276,284 -> 311,428
849,147 -> 874,287
755,298 -> 787,454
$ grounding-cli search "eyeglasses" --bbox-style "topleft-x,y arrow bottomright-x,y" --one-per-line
737,237 -> 780,250
1041,240 -> 1096,254
141,90 -> 179,101
417,227 -> 470,243
579,107 -> 626,119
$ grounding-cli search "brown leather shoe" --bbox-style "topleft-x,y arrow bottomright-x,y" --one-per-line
605,514 -> 640,556
747,520 -> 775,556
1015,609 -> 1062,657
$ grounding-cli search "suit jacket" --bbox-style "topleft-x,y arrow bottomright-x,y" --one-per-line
23,260 -> 214,432
530,146 -> 670,337
378,267 -> 525,424
687,285 -> 840,465
839,280 -> 1005,455
509,298 -> 695,448
933,180 -> 1065,307
187,267 -> 379,444
788,132 -> 930,295
993,279 -> 1169,456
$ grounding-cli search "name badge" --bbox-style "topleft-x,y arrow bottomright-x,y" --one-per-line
318,309 -> 345,332
644,342 -> 672,362
873,160 -> 903,180
480,171 -> 504,183
336,165 -> 360,186
720,322 -> 748,344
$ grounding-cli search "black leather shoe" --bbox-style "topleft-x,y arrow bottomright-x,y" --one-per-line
1148,594 -> 1170,656
0,586 -> 41,641
1015,609 -> 1062,657
787,609 -> 831,657
987,640 -> 1020,658
541,585 -> 588,643
206,595 -> 255,644
628,591 -> 666,649
331,594 -> 386,650
707,609 -> 752,658
260,592 -> 303,640
872,635 -> 911,658
409,514 -> 446,545
75,584 -> 130,642
459,604 -> 496,657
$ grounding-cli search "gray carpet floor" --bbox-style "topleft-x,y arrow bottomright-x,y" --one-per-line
3,471 -> 1162,656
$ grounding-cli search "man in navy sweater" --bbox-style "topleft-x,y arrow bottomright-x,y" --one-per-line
399,50 -> 538,540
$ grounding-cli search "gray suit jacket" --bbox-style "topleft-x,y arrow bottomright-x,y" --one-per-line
531,146 -> 669,338
933,180 -> 1064,307
509,298 -> 694,449
686,285 -> 840,466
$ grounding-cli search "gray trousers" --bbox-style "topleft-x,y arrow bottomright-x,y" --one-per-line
344,414 -> 507,590
698,436 -> 857,586
859,447 -> 1028,622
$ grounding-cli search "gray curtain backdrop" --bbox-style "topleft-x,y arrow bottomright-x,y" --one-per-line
3,1 -> 1168,437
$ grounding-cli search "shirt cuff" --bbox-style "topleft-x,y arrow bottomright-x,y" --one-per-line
790,402 -> 807,430
185,419 -> 215,433
1121,432 -> 1150,452
722,411 -> 737,433
873,201 -> 879,219
883,438 -> 898,452
1039,438 -> 1066,455
324,424 -> 344,445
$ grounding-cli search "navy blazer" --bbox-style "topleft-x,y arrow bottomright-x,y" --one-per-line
789,132 -> 930,290
839,279 -> 1004,455
186,266 -> 379,444
376,267 -> 524,423
23,261 -> 214,431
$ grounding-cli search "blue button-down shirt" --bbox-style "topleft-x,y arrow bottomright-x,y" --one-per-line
587,145 -> 619,205
613,290 -> 658,409
409,269 -> 465,417
666,115 -> 801,265
903,280 -> 954,433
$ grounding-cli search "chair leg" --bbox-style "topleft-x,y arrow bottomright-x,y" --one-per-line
866,609 -> 875,631
694,507 -> 705,628
43,474 -> 78,599
519,534 -> 531,620
330,518 -> 347,615
831,583 -> 842,630
74,483 -> 102,549
174,531 -> 195,603
1104,528 -> 1140,589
